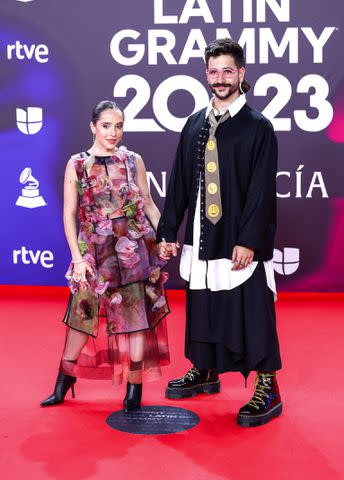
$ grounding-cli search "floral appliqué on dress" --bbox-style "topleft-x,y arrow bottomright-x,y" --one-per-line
63,147 -> 169,338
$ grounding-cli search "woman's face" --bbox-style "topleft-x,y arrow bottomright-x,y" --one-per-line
90,108 -> 124,153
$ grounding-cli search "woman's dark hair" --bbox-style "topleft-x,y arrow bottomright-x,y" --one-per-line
205,38 -> 250,93
91,100 -> 124,124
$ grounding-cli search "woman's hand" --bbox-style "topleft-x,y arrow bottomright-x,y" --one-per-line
72,260 -> 94,289
158,239 -> 180,260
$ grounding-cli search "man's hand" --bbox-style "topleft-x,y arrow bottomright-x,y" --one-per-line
158,238 -> 180,260
231,245 -> 254,270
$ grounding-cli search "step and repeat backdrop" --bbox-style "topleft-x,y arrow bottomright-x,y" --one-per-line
0,0 -> 343,290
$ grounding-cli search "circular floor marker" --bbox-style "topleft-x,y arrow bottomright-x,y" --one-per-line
106,405 -> 200,435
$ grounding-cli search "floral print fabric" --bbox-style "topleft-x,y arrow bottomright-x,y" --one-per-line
63,147 -> 170,337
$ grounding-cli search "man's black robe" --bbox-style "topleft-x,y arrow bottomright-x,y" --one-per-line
157,102 -> 281,376
157,103 -> 277,262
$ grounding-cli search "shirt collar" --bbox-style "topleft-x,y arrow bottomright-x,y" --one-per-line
205,94 -> 246,119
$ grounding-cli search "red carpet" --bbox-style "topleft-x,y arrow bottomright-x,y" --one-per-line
1,286 -> 343,480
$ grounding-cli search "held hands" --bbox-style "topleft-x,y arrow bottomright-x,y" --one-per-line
158,241 -> 253,267
231,245 -> 254,271
72,259 -> 94,290
158,238 -> 180,260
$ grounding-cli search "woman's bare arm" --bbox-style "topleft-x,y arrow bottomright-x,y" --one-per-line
63,159 -> 94,285
135,153 -> 161,231
63,158 -> 83,262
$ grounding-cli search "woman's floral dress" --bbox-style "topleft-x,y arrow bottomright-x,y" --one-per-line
61,147 -> 170,384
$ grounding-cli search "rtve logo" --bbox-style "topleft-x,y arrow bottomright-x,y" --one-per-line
273,248 -> 300,275
13,247 -> 54,269
16,107 -> 43,135
7,41 -> 48,63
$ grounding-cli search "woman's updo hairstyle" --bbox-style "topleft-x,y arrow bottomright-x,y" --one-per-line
91,100 -> 124,125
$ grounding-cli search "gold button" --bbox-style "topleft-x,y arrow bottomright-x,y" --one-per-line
208,204 -> 220,217
207,139 -> 216,151
207,182 -> 218,195
207,162 -> 217,173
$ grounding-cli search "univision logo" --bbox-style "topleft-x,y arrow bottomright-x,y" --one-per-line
273,248 -> 300,275
16,107 -> 43,135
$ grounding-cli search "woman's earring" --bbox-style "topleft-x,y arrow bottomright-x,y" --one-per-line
239,81 -> 244,95
92,133 -> 95,143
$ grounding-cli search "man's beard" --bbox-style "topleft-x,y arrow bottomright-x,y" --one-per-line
209,82 -> 239,100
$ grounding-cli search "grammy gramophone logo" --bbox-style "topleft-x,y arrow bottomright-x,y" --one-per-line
16,168 -> 47,208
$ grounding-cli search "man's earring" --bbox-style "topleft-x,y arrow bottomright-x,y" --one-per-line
239,81 -> 244,95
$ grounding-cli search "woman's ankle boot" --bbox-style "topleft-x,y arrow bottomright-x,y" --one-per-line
123,382 -> 142,413
40,364 -> 77,407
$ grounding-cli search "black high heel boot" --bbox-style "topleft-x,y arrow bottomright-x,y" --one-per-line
40,364 -> 77,407
123,382 -> 142,413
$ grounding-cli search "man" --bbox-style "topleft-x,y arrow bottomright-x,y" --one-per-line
157,38 -> 282,427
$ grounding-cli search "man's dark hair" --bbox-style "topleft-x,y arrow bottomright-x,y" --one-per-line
205,38 -> 250,93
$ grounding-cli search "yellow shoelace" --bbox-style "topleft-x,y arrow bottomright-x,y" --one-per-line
180,367 -> 200,381
247,374 -> 274,409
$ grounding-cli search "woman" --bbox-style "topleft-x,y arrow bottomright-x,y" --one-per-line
41,100 -> 170,412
